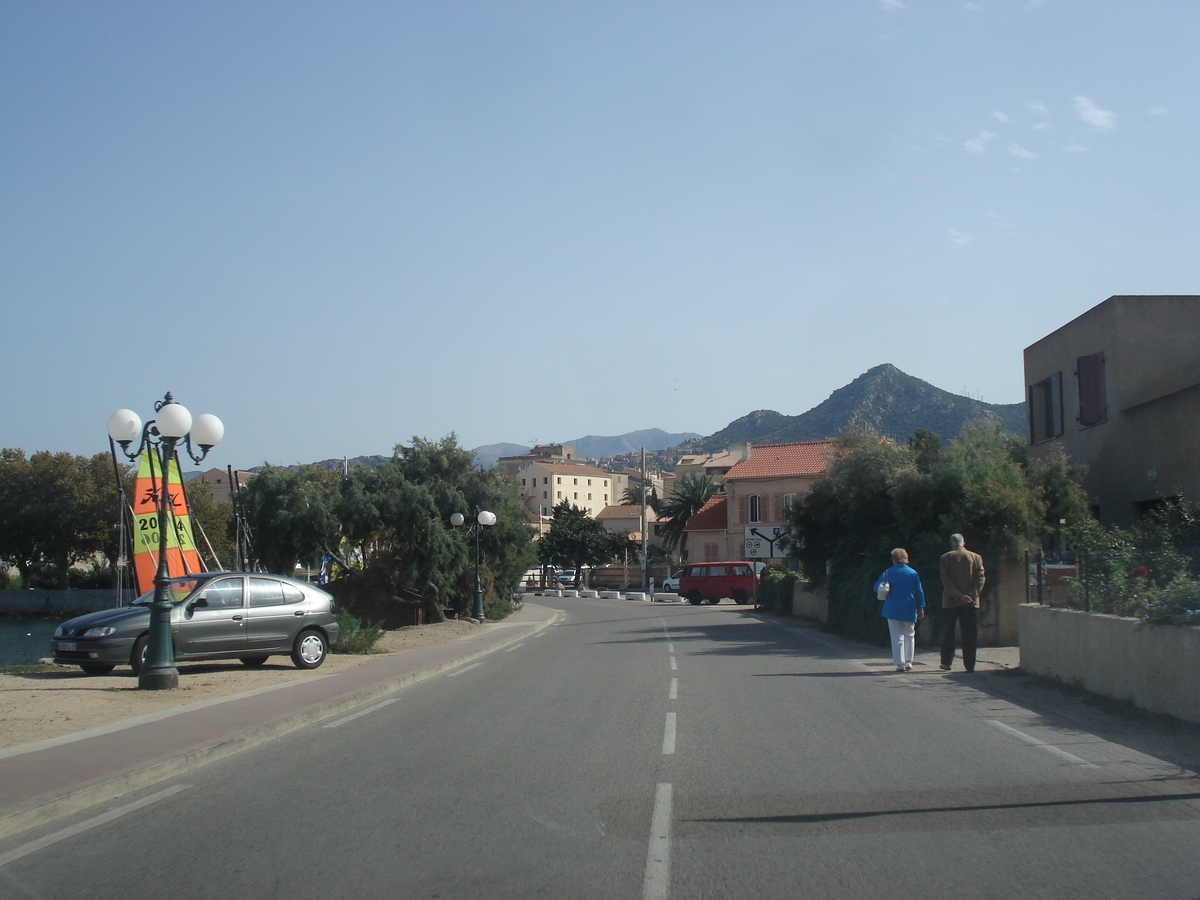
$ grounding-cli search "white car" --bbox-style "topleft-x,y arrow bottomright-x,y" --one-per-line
661,570 -> 683,592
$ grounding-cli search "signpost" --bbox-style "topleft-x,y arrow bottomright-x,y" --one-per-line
744,526 -> 783,559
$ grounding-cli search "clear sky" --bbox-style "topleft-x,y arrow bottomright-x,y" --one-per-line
2,1 -> 1196,471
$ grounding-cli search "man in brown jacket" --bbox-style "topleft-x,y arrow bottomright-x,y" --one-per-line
939,533 -> 986,672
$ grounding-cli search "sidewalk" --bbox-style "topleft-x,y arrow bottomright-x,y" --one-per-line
0,603 -> 560,842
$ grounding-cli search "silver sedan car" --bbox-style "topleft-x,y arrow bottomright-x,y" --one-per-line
50,572 -> 340,675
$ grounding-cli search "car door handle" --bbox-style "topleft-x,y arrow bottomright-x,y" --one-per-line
294,610 -> 305,616
231,615 -> 243,621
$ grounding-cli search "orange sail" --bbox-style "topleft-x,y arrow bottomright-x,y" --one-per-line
131,451 -> 203,595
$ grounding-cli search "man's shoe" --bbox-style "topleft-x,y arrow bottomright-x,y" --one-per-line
939,664 -> 951,670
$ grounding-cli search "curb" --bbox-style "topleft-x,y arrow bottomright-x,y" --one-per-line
0,609 -> 561,842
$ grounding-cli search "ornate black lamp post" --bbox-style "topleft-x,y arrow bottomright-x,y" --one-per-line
450,508 -> 496,622
106,393 -> 224,690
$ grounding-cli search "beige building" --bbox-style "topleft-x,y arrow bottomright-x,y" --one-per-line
674,444 -> 752,486
515,459 -> 615,519
496,444 -> 578,479
193,468 -> 256,504
1024,295 -> 1200,527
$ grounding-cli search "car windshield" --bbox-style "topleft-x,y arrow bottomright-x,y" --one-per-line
131,576 -> 210,606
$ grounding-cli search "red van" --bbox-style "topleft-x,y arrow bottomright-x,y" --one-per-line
678,561 -> 758,605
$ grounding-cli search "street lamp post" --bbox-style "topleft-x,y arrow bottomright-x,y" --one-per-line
106,392 -> 223,690
451,508 -> 496,622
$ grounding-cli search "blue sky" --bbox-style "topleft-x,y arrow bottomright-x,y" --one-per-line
2,1 -> 1196,470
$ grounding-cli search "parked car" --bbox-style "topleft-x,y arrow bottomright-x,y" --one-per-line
661,570 -> 683,592
677,561 -> 759,605
49,572 -> 341,675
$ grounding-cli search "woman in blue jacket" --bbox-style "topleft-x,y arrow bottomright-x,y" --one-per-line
873,548 -> 925,672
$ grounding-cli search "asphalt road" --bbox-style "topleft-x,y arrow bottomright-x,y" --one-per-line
2,597 -> 1200,899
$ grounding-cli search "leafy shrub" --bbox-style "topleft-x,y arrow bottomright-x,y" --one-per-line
332,608 -> 384,654
757,566 -> 798,615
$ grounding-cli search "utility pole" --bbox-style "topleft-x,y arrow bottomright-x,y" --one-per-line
641,446 -> 648,592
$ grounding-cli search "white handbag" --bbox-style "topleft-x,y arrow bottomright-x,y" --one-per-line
876,580 -> 890,602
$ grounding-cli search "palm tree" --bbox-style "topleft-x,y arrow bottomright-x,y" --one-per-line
621,484 -> 660,513
658,473 -> 719,559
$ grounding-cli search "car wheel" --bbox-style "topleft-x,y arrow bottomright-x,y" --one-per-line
732,589 -> 748,605
291,629 -> 327,669
130,635 -> 148,675
239,655 -> 269,667
80,663 -> 115,676
708,597 -> 721,604
687,591 -> 703,606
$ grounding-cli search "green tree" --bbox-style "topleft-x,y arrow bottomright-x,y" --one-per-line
621,484 -> 660,513
657,473 -> 719,559
239,465 -> 340,576
538,501 -> 631,584
786,422 -> 1086,644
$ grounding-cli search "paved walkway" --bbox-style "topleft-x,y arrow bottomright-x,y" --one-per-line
0,603 -> 561,842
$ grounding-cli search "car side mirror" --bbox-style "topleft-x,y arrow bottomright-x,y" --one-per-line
187,597 -> 210,613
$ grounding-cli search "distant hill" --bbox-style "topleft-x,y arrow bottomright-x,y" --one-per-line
697,364 -> 1024,449
569,429 -> 701,460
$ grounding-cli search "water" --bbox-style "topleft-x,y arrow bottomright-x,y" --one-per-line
0,619 -> 60,665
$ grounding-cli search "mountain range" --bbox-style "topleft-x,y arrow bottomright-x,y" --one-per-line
251,364 -> 1025,474
691,363 -> 1024,451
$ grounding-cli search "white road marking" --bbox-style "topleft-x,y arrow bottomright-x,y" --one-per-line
446,662 -> 483,677
642,783 -> 673,900
0,785 -> 190,867
503,642 -> 525,652
670,656 -> 677,671
323,698 -> 399,728
667,642 -> 674,653
662,712 -> 677,755
989,720 -> 1099,768
669,677 -> 678,700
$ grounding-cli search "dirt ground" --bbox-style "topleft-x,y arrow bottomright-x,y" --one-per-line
0,619 -> 482,750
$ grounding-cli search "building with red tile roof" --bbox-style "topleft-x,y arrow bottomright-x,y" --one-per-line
683,441 -> 836,562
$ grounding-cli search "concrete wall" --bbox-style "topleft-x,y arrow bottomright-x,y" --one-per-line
791,581 -> 827,622
0,590 -> 126,617
1019,603 -> 1200,724
1025,295 -> 1200,527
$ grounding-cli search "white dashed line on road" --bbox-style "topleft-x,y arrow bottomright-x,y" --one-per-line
669,677 -> 678,700
662,712 -> 677,755
643,783 -> 673,900
323,698 -> 399,728
445,662 -> 483,677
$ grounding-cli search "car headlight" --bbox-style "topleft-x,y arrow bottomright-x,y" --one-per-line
81,626 -> 117,638
54,625 -> 66,637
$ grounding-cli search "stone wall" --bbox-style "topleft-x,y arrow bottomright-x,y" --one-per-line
1019,603 -> 1200,724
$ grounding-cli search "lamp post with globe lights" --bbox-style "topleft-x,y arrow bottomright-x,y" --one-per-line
451,508 -> 496,622
106,393 -> 224,690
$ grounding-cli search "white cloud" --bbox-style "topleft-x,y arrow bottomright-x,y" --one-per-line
1008,143 -> 1036,159
993,111 -> 1013,124
1063,144 -> 1090,154
947,229 -> 973,247
1073,96 -> 1116,130
879,0 -> 905,9
1148,106 -> 1171,116
1026,100 -> 1050,118
1033,122 -> 1051,132
964,130 -> 997,153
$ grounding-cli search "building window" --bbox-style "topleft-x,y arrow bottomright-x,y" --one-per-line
1077,353 -> 1107,426
573,478 -> 578,485
521,478 -> 526,486
604,494 -> 608,503
1028,372 -> 1064,443
557,477 -> 561,484
573,492 -> 578,500
748,495 -> 761,524
604,480 -> 608,487
587,479 -> 592,486
783,493 -> 797,514
543,477 -> 548,485
557,491 -> 562,499
543,491 -> 547,499
588,493 -> 592,500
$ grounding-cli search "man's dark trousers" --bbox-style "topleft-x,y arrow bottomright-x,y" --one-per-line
941,606 -> 977,671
